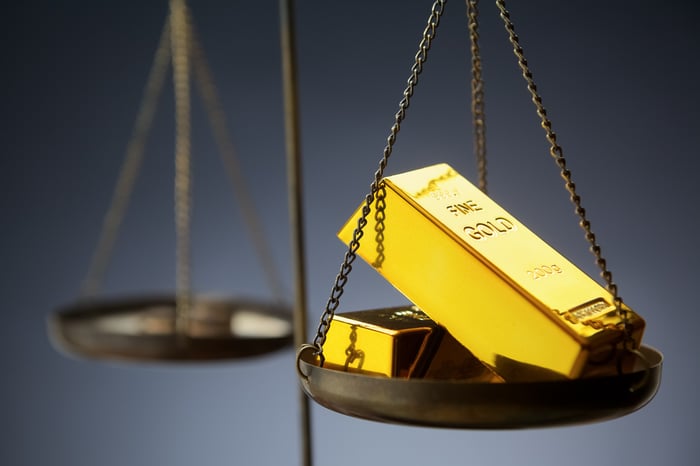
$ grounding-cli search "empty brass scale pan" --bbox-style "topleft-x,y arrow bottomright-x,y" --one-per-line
50,295 -> 293,362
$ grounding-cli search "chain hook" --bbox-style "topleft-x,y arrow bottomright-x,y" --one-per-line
616,347 -> 652,393
297,343 -> 323,381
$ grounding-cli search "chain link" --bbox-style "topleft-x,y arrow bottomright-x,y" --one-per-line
80,18 -> 172,298
467,0 -> 488,193
311,0 -> 447,359
495,0 -> 629,338
371,184 -> 387,268
170,0 -> 192,334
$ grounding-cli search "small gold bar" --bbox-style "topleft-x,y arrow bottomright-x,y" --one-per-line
337,163 -> 645,380
322,306 -> 502,381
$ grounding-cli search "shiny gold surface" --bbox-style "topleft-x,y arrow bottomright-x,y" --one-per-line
323,306 -> 503,381
423,329 -> 503,382
338,163 -> 645,380
322,307 -> 436,377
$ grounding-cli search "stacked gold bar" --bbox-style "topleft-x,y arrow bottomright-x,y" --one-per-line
335,163 -> 644,381
322,306 -> 436,377
322,306 -> 502,382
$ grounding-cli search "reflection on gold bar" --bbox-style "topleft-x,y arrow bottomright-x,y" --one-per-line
421,326 -> 503,382
337,163 -> 645,380
323,306 -> 502,381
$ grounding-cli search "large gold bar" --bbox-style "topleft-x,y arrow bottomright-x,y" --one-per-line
337,163 -> 645,380
322,306 -> 502,381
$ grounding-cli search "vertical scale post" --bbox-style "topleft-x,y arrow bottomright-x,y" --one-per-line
279,1 -> 312,465
170,0 -> 192,339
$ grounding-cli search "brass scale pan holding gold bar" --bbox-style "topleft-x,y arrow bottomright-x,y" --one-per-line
49,0 -> 292,362
296,0 -> 662,428
298,345 -> 662,429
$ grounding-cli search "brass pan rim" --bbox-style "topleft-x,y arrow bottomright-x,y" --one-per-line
298,345 -> 662,429
49,293 -> 294,363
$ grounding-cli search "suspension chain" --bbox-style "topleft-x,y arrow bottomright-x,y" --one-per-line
188,19 -> 287,303
170,0 -> 193,333
495,0 -> 629,339
467,0 -> 488,193
80,17 -> 172,298
311,0 -> 447,360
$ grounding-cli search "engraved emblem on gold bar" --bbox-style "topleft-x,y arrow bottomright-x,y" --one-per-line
337,163 -> 645,380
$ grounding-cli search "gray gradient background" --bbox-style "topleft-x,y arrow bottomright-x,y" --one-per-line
4,1 -> 699,465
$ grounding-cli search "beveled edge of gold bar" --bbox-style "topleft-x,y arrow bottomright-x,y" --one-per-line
333,307 -> 438,335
